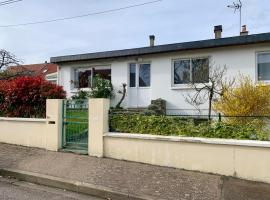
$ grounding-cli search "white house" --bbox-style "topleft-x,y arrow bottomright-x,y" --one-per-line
51,26 -> 270,114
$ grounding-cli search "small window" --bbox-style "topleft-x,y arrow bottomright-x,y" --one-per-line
173,57 -> 209,86
139,64 -> 151,87
258,53 -> 270,81
129,63 -> 136,87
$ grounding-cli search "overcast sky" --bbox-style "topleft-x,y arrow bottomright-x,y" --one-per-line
0,0 -> 269,64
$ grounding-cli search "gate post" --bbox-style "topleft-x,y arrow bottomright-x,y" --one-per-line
88,98 -> 110,157
45,99 -> 63,151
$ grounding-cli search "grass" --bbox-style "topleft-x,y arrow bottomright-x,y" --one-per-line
64,109 -> 88,141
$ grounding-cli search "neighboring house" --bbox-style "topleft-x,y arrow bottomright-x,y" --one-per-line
51,25 -> 270,114
8,62 -> 58,84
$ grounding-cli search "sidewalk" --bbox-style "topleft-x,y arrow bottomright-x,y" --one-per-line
0,143 -> 270,200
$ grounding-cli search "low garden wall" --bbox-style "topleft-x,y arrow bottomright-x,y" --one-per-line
0,117 -> 47,148
103,133 -> 270,184
0,99 -> 63,151
88,99 -> 270,184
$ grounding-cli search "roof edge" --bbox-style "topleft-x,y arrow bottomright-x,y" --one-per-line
51,32 -> 270,63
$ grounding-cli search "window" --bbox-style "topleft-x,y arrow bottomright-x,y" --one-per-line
139,64 -> 151,87
129,64 -> 136,87
173,58 -> 209,86
258,52 -> 270,81
74,67 -> 111,89
129,63 -> 151,87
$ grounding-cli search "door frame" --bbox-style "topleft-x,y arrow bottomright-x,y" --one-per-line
127,62 -> 152,108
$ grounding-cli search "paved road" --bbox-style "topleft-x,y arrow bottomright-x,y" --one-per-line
0,177 -> 103,200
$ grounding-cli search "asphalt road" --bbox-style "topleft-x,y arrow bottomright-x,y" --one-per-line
0,177 -> 103,200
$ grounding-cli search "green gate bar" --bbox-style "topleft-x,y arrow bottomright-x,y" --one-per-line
62,99 -> 88,153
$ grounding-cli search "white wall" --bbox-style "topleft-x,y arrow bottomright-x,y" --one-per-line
0,100 -> 63,151
104,133 -> 270,184
58,43 -> 270,113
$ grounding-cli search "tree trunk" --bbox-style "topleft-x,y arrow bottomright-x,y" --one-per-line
208,89 -> 214,121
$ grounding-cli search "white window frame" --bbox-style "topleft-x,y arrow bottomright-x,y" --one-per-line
73,65 -> 111,89
256,51 -> 270,83
128,62 -> 151,88
171,56 -> 210,88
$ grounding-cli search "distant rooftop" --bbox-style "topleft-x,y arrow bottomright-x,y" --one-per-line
8,63 -> 57,78
51,32 -> 270,63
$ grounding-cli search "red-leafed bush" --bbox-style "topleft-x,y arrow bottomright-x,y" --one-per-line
0,76 -> 66,118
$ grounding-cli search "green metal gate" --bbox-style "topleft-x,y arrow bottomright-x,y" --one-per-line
62,99 -> 88,153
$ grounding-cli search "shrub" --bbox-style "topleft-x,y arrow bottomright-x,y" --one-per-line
0,76 -> 66,118
110,113 -> 269,140
214,75 -> 270,126
71,90 -> 89,100
90,75 -> 113,98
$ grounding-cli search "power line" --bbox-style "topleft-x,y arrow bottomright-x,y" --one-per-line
0,0 -> 22,6
0,0 -> 162,28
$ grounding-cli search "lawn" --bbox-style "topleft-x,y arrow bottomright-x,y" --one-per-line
64,109 -> 88,142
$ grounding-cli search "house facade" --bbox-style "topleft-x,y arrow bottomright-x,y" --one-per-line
51,26 -> 270,115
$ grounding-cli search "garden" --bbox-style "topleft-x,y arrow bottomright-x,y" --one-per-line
1,61 -> 270,141
109,75 -> 270,141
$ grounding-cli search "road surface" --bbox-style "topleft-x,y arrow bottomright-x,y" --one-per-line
0,177 -> 103,200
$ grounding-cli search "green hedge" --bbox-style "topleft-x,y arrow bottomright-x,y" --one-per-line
110,114 -> 269,141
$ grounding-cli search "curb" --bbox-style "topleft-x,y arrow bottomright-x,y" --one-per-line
0,168 -> 155,200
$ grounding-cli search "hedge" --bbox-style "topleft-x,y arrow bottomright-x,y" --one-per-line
0,76 -> 66,118
110,114 -> 269,141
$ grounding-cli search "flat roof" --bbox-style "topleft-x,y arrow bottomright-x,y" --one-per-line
51,32 -> 270,63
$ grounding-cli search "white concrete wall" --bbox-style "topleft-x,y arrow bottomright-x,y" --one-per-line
86,98 -> 270,184
104,133 -> 270,184
0,99 -> 63,151
0,118 -> 47,148
58,43 -> 270,113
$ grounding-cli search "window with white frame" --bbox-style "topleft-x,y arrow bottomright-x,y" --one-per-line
129,63 -> 151,87
74,67 -> 111,89
257,52 -> 270,82
173,58 -> 209,86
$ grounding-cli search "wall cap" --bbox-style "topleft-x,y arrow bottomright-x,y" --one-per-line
105,132 -> 270,148
0,117 -> 46,123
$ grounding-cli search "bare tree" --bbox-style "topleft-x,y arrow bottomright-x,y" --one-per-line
0,49 -> 26,80
185,64 -> 234,120
115,83 -> 127,109
0,49 -> 21,70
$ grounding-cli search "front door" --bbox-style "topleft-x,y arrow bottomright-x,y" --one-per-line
128,63 -> 151,108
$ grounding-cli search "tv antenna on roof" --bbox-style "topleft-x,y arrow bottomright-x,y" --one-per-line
227,0 -> 243,33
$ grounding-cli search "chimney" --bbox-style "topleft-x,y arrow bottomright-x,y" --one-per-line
214,25 -> 223,39
240,25 -> 249,36
149,35 -> 155,47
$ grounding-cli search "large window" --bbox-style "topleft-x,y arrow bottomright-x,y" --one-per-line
129,63 -> 151,87
258,52 -> 270,81
173,58 -> 209,86
74,67 -> 111,88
